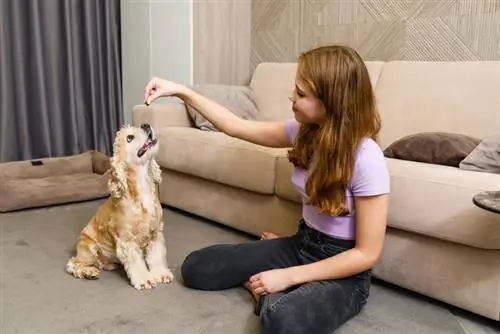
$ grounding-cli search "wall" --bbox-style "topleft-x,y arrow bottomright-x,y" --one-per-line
120,0 -> 251,124
121,0 -> 500,123
120,0 -> 193,124
193,1 -> 251,85
251,0 -> 500,70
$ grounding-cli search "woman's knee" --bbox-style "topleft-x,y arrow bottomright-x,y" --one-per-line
180,245 -> 236,290
260,303 -> 341,334
259,282 -> 364,334
260,300 -> 299,334
180,248 -> 209,289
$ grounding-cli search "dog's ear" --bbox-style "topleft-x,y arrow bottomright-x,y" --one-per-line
108,152 -> 128,198
108,135 -> 128,198
149,159 -> 162,184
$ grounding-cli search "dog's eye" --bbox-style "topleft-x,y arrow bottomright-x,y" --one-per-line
126,135 -> 135,143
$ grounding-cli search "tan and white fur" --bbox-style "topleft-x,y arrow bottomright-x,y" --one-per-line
66,123 -> 173,290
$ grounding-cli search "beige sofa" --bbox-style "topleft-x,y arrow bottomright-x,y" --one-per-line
133,61 -> 500,321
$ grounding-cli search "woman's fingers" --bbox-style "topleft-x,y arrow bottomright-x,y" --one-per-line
144,78 -> 158,103
250,280 -> 262,290
249,273 -> 260,283
253,287 -> 267,295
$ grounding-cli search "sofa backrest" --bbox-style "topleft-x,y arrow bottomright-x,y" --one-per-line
375,61 -> 500,148
249,61 -> 500,149
249,61 -> 386,122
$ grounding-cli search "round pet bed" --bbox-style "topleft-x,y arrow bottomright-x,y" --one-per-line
0,150 -> 111,212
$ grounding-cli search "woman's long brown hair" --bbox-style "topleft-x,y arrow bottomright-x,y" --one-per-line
288,45 -> 381,216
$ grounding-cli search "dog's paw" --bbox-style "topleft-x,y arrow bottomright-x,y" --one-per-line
67,262 -> 100,280
151,268 -> 174,284
80,267 -> 100,279
131,272 -> 157,291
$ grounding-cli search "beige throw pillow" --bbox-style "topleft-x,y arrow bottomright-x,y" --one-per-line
185,84 -> 261,131
459,132 -> 500,174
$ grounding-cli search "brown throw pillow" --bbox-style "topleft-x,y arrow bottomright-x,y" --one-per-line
185,84 -> 261,131
459,132 -> 500,174
383,132 -> 481,167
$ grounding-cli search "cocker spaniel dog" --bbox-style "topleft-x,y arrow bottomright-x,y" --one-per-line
66,123 -> 174,290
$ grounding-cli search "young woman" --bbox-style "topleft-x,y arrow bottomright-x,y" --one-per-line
143,45 -> 390,334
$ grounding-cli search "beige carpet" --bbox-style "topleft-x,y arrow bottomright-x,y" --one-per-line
1,199 -> 498,334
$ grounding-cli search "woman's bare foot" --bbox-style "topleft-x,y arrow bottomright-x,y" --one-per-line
260,232 -> 279,240
243,281 -> 261,303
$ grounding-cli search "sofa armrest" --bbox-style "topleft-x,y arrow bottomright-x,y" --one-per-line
132,103 -> 193,129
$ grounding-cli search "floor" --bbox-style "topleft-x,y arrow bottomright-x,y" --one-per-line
1,199 -> 499,334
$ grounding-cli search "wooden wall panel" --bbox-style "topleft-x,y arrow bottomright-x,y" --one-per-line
193,0 -> 252,85
251,0 -> 500,70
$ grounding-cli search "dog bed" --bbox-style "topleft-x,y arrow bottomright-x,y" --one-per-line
0,151 -> 111,213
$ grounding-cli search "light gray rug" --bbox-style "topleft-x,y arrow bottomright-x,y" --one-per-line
1,200 -> 498,334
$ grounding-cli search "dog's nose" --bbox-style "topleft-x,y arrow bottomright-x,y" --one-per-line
140,123 -> 151,133
140,123 -> 154,139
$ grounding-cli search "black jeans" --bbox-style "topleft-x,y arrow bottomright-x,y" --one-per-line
180,220 -> 371,334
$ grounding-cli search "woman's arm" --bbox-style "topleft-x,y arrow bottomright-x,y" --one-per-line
286,194 -> 389,284
144,78 -> 290,147
144,77 -> 290,148
178,87 -> 290,148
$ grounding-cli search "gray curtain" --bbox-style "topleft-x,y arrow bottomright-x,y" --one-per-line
0,0 -> 123,162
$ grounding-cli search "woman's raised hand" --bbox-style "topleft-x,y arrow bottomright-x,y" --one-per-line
144,77 -> 187,105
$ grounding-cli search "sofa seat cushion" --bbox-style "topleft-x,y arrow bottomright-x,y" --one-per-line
275,155 -> 301,203
155,127 -> 285,194
387,158 -> 500,250
277,153 -> 500,250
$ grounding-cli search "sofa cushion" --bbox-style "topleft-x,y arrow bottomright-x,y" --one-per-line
277,153 -> 500,249
155,127 -> 285,194
387,158 -> 500,250
249,61 -> 386,122
185,84 -> 261,131
375,61 -> 500,149
383,132 -> 481,167
275,154 -> 301,203
459,132 -> 500,174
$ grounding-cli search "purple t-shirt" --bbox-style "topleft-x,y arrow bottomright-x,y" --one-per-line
284,119 -> 390,240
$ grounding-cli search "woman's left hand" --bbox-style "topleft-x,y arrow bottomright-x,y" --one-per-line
249,268 -> 295,295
